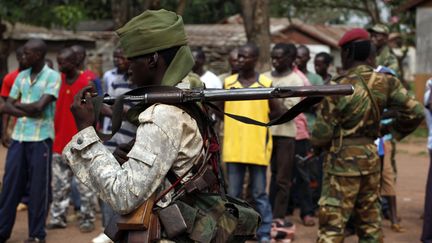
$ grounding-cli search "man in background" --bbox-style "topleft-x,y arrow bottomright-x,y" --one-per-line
368,24 -> 400,76
0,39 -> 61,243
314,52 -> 333,84
71,45 -> 103,95
219,47 -> 240,82
192,47 -> 222,89
296,45 -> 323,133
296,45 -> 323,86
263,43 -> 305,227
223,43 -> 285,243
47,47 -> 97,233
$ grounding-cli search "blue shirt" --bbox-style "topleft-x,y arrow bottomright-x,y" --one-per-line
9,65 -> 61,142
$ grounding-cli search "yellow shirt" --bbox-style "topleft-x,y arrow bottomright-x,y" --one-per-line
222,74 -> 273,166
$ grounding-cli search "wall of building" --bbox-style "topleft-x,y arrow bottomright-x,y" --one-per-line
415,6 -> 432,102
416,7 -> 432,74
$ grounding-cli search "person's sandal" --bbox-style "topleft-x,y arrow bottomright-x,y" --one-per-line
391,223 -> 406,233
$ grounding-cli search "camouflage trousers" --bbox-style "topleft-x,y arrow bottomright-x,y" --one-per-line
48,153 -> 96,225
317,172 -> 383,243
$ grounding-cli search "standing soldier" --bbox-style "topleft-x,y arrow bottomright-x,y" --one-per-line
312,28 -> 424,242
367,24 -> 401,79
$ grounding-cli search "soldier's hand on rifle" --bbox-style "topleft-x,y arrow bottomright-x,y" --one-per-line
71,86 -> 98,131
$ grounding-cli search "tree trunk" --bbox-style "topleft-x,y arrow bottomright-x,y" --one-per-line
239,0 -> 271,72
176,0 -> 187,16
361,0 -> 381,24
111,0 -> 130,29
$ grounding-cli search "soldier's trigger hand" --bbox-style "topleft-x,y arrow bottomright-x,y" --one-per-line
71,86 -> 96,131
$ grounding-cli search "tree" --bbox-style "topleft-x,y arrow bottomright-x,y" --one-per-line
270,0 -> 414,28
0,0 -> 111,79
239,0 -> 271,72
273,0 -> 382,24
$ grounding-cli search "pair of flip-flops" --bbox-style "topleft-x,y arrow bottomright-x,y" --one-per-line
271,219 -> 295,243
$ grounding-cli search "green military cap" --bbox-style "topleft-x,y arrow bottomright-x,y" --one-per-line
367,23 -> 390,35
116,9 -> 195,87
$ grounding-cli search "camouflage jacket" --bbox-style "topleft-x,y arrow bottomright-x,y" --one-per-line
376,45 -> 400,77
311,65 -> 424,176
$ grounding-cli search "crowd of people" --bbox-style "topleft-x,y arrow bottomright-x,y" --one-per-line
0,8 -> 429,243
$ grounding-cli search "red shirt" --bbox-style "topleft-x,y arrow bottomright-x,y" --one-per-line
53,71 -> 93,153
1,69 -> 20,97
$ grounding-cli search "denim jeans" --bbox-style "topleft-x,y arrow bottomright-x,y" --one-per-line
226,163 -> 272,240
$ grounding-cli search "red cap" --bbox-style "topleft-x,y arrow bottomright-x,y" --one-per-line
338,28 -> 370,47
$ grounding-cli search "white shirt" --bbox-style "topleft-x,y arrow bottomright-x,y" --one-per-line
201,71 -> 222,89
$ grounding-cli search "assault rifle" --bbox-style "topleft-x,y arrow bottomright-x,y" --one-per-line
95,84 -> 354,137
102,84 -> 354,105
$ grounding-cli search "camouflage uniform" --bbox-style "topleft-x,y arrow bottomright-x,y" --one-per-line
376,45 -> 400,78
48,154 -> 96,227
311,65 -> 424,242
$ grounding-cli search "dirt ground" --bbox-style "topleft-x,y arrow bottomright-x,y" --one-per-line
0,138 -> 429,243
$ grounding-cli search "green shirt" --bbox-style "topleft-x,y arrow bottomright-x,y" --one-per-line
306,71 -> 324,86
304,71 -> 324,131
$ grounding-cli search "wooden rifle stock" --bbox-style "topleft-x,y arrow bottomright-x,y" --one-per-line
105,193 -> 160,243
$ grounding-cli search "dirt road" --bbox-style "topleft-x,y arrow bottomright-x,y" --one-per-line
0,139 -> 429,243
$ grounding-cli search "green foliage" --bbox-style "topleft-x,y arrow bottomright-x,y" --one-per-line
0,0 -> 110,29
52,5 -> 85,29
159,0 -> 241,24
0,0 -> 416,31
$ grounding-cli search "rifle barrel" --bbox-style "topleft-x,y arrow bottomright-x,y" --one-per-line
102,84 -> 354,104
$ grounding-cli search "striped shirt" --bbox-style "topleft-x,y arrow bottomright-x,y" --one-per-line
102,68 -> 137,151
9,65 -> 61,141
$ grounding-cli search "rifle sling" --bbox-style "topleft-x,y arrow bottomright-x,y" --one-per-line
203,96 -> 323,127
